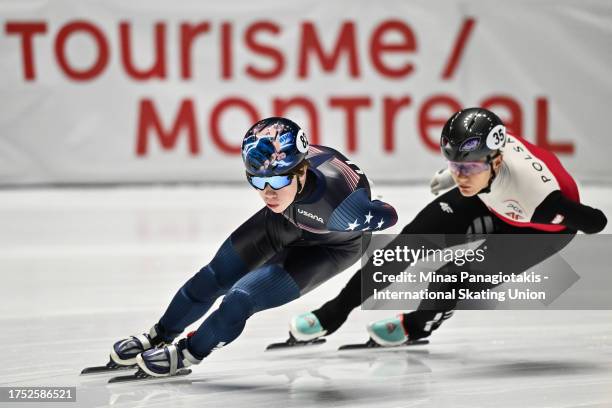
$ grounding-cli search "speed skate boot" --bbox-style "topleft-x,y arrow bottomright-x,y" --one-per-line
110,324 -> 166,366
367,316 -> 408,346
136,337 -> 202,377
290,312 -> 327,341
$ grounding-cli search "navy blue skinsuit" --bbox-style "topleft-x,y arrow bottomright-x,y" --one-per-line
156,145 -> 397,359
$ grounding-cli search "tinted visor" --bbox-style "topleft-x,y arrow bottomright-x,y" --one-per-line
448,161 -> 490,176
246,174 -> 294,190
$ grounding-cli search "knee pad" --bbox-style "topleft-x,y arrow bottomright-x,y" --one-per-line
184,265 -> 223,303
232,264 -> 300,313
217,289 -> 254,326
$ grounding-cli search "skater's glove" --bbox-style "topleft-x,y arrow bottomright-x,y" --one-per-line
246,137 -> 277,170
430,168 -> 455,195
532,190 -> 608,234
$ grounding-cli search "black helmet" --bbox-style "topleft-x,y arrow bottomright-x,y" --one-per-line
440,108 -> 506,162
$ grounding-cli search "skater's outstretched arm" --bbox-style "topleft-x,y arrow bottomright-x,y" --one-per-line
532,191 -> 607,234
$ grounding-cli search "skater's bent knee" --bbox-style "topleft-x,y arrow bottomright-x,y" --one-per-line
217,289 -> 254,324
184,265 -> 223,302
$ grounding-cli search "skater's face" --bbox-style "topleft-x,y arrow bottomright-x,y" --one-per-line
257,171 -> 307,213
451,155 -> 503,196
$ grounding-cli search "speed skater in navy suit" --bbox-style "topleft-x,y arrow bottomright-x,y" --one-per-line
107,116 -> 398,377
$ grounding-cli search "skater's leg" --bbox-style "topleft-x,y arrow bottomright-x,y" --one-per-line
156,208 -> 301,341
139,237 -> 365,373
188,240 -> 365,351
110,238 -> 252,365
384,229 -> 576,345
416,228 -> 576,311
136,263 -> 301,376
157,238 -> 249,340
400,310 -> 454,340
312,268 -> 361,335
374,224 -> 575,345
282,236 -> 370,340
185,264 -> 301,359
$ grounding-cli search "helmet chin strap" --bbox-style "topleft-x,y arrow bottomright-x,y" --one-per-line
296,175 -> 303,194
477,152 -> 500,195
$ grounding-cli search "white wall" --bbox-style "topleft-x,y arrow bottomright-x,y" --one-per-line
1,0 -> 610,185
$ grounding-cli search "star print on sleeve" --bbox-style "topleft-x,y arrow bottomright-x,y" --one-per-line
346,219 -> 360,231
327,188 -> 397,232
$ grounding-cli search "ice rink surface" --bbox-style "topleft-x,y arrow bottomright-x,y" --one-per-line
0,184 -> 611,408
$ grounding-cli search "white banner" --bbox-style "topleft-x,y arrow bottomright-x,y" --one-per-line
1,0 -> 610,185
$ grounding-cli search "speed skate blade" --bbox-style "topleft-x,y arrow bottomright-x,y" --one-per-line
266,337 -> 326,351
81,360 -> 136,375
108,368 -> 192,384
338,338 -> 429,350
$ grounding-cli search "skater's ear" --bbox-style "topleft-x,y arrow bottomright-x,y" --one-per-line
290,160 -> 308,178
290,160 -> 309,194
491,154 -> 503,172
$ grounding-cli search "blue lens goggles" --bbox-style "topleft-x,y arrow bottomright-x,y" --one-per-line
246,174 -> 294,190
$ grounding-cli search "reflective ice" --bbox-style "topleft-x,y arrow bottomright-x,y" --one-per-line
1,185 -> 611,407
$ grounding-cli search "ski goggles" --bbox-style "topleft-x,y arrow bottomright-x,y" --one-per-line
448,161 -> 490,176
246,173 -> 294,190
